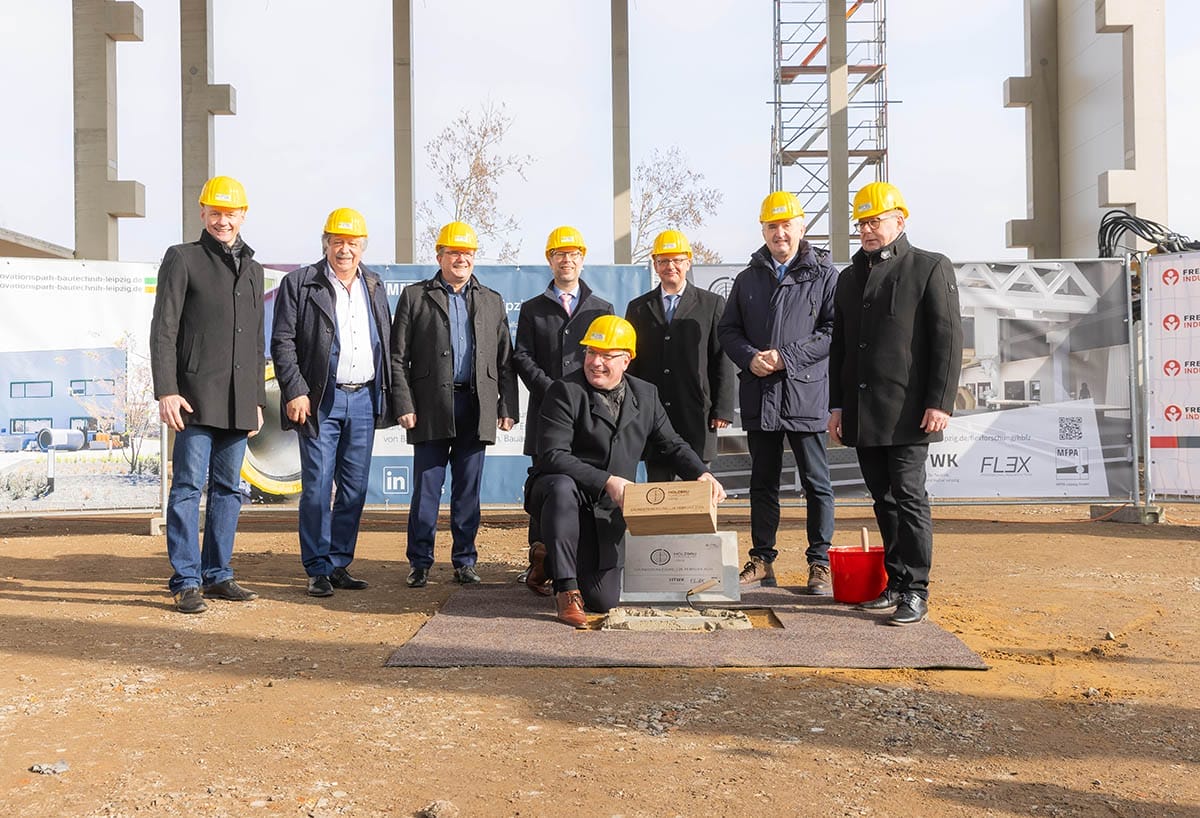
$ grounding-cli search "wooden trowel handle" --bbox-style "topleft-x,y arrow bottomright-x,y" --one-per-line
860,526 -> 870,551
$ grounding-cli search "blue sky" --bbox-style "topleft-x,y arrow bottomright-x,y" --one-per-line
0,1 -> 1196,265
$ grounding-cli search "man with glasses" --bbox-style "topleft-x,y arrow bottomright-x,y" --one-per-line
514,226 -> 613,594
718,190 -> 838,596
390,221 -> 518,589
828,182 -> 962,626
625,229 -> 734,480
524,315 -> 727,626
270,208 -> 394,597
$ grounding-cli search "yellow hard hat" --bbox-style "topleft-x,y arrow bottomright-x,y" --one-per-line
852,181 -> 909,221
545,225 -> 587,260
323,207 -> 368,237
759,190 -> 803,223
436,221 -> 479,251
652,229 -> 692,259
579,315 -> 637,360
198,175 -> 248,210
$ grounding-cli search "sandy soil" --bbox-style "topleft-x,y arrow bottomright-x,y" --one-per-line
1,503 -> 1198,817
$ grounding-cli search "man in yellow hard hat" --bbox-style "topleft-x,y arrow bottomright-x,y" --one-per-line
626,229 -> 735,479
524,315 -> 727,626
390,222 -> 518,588
829,182 -> 963,626
718,190 -> 838,596
270,208 -> 394,597
514,226 -> 613,593
150,175 -> 265,614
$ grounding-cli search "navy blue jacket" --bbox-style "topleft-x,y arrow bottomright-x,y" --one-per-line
717,241 -> 838,433
270,260 -> 395,438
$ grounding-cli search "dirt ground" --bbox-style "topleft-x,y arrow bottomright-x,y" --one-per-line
1,503 -> 1198,818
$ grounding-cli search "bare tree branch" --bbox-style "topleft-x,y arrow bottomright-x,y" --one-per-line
631,146 -> 724,264
417,102 -> 533,263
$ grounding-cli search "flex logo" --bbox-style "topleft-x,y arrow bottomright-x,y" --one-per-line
980,455 -> 1031,474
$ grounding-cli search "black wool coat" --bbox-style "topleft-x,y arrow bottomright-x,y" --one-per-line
829,233 -> 963,447
625,283 -> 735,462
150,230 -> 266,431
513,280 -> 613,456
527,370 -> 707,570
389,274 -> 518,446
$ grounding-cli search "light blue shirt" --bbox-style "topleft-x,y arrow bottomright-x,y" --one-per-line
440,275 -> 475,384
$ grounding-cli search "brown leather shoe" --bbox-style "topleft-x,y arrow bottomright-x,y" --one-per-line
738,557 -> 777,587
525,542 -> 553,596
806,563 -> 832,596
555,590 -> 587,627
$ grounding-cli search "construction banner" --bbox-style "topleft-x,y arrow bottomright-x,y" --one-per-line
1143,251 -> 1200,498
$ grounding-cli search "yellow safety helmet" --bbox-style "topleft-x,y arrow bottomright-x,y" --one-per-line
545,225 -> 587,260
435,221 -> 479,251
759,190 -> 803,223
198,175 -> 249,210
323,207 -> 368,237
579,315 -> 637,359
852,181 -> 909,221
651,229 -> 692,259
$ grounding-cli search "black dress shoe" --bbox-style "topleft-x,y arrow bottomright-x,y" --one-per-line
454,564 -> 482,584
174,587 -> 208,614
202,579 -> 258,601
330,566 -> 369,590
307,575 -> 334,597
856,588 -> 901,611
407,568 -> 429,588
887,593 -> 929,626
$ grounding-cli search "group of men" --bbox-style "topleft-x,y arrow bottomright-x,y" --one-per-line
151,174 -> 961,630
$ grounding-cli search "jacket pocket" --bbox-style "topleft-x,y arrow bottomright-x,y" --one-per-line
183,332 -> 203,374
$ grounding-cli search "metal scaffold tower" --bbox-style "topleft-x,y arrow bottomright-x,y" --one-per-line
771,0 -> 888,257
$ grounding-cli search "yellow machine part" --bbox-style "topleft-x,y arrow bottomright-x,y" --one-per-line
241,361 -> 303,497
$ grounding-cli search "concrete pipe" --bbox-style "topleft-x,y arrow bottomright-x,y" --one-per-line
240,361 -> 303,498
38,428 -> 86,451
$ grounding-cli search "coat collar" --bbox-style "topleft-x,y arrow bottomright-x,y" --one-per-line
749,240 -> 821,282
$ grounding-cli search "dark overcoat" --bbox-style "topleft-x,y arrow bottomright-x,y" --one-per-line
513,280 -> 613,456
389,274 -> 518,445
150,230 -> 266,431
829,233 -> 963,447
527,370 -> 707,571
625,283 -> 735,461
269,259 -> 395,438
717,241 -> 837,433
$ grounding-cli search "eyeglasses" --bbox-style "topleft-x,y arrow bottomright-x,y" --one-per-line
855,214 -> 900,232
551,250 -> 583,261
585,349 -> 630,362
442,249 -> 475,259
653,256 -> 690,268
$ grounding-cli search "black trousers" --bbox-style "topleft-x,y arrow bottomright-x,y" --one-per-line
747,429 -> 835,566
524,473 -> 621,612
855,444 -> 932,599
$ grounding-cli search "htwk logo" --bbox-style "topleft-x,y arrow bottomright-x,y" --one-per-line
383,466 -> 410,495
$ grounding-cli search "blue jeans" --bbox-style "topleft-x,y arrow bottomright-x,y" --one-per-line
747,429 -> 835,566
297,386 -> 376,577
406,390 -> 485,570
166,424 -> 249,593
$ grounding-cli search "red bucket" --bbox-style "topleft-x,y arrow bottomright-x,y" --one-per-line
828,545 -> 888,604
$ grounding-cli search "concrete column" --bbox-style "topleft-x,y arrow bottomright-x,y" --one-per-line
611,0 -> 632,264
826,0 -> 849,259
72,0 -> 146,260
393,0 -> 415,263
1004,0 -> 1060,258
180,0 -> 236,242
1096,0 -> 1168,223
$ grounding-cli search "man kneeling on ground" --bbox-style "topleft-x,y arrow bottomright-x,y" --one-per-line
523,316 -> 727,626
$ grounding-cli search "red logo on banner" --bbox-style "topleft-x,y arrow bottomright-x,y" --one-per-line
1164,360 -> 1182,377
1163,314 -> 1181,331
1165,404 -> 1183,422
1162,268 -> 1181,286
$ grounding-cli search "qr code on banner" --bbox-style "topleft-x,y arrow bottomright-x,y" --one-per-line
1058,416 -> 1083,441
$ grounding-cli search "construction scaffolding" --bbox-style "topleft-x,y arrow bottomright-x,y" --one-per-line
771,0 -> 888,257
